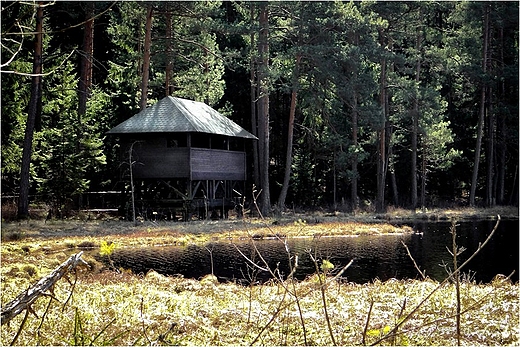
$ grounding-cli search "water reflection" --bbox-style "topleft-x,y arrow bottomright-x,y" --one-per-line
104,220 -> 518,284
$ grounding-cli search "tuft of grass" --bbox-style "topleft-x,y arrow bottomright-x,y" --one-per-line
1,230 -> 26,242
21,264 -> 39,278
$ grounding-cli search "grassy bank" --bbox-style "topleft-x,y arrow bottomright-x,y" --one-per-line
0,218 -> 414,259
1,205 -> 517,247
1,207 -> 518,345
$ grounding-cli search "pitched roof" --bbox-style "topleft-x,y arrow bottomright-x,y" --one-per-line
107,96 -> 257,139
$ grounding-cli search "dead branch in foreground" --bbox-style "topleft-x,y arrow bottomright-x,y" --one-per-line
1,252 -> 88,325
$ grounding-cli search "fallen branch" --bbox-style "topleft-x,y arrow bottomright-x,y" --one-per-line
1,252 -> 88,325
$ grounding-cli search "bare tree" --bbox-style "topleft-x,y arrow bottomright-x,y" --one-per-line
277,52 -> 301,210
351,93 -> 360,211
164,3 -> 173,97
410,31 -> 421,210
78,2 -> 94,120
376,27 -> 388,214
249,3 -> 260,190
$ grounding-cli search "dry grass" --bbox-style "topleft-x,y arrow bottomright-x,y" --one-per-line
0,219 -> 413,260
384,205 -> 518,221
2,205 -> 516,241
1,266 -> 518,346
1,209 -> 518,345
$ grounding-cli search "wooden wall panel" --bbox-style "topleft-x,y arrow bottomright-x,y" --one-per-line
191,148 -> 246,180
122,137 -> 247,180
133,147 -> 190,178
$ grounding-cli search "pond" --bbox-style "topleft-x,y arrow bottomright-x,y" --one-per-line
103,219 -> 518,284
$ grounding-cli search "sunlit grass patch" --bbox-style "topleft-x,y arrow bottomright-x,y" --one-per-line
1,265 -> 518,346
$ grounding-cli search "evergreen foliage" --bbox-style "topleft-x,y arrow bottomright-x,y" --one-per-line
1,1 -> 518,217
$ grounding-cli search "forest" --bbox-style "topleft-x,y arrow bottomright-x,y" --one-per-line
1,1 -> 518,219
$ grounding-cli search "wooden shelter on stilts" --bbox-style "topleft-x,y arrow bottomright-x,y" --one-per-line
107,96 -> 257,221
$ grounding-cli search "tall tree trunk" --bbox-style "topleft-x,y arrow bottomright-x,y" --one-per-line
390,162 -> 399,206
277,53 -> 301,210
411,106 -> 418,209
485,16 -> 495,207
257,2 -> 270,216
496,26 -> 506,205
78,2 -> 94,119
486,86 -> 495,207
509,165 -> 518,205
411,25 -> 422,210
420,144 -> 427,209
469,3 -> 490,206
376,38 -> 387,213
497,113 -> 506,205
164,4 -> 173,97
386,39 -> 398,208
76,2 -> 95,210
18,2 -> 43,219
140,4 -> 153,111
388,126 -> 399,206
249,3 -> 260,190
351,92 -> 359,211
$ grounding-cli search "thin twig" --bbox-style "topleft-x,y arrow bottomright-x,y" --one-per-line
250,287 -> 288,346
289,278 -> 308,345
62,270 -> 78,311
401,241 -> 426,279
370,216 -> 501,346
140,296 -> 152,345
10,310 -> 29,346
238,217 -> 308,345
362,300 -> 374,345
233,244 -> 270,272
390,298 -> 408,346
242,239 -> 301,345
451,221 -> 461,346
330,259 -> 355,281
36,296 -> 54,342
1,49 -> 75,76
379,270 -> 515,343
309,251 -> 336,346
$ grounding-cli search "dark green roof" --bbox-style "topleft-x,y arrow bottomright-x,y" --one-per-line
107,96 -> 257,139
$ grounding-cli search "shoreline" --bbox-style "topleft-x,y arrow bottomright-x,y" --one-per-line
1,206 -> 516,248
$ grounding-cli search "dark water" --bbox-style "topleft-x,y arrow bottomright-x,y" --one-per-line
105,220 -> 519,284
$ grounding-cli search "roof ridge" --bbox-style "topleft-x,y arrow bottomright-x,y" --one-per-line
168,96 -> 202,132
